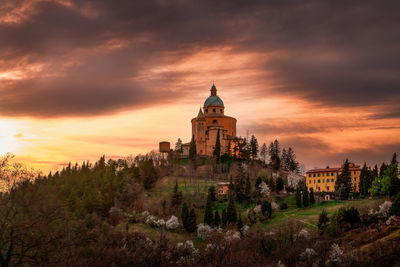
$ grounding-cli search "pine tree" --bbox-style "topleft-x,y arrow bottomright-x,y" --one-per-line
227,194 -> 237,224
309,188 -> 315,204
276,177 -> 284,192
296,187 -> 302,208
222,209 -> 227,227
213,129 -> 221,160
189,135 -> 196,160
181,202 -> 189,229
335,159 -> 352,199
287,147 -> 298,172
302,189 -> 309,207
281,148 -> 288,170
204,194 -> 214,225
240,138 -> 250,160
175,138 -> 183,153
186,208 -> 197,232
269,140 -> 281,170
250,135 -> 259,160
372,164 -> 379,179
214,210 -> 221,227
391,152 -> 398,166
260,143 -> 267,164
235,163 -> 247,202
380,162 -> 388,177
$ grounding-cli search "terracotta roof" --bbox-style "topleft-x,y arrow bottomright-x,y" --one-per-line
306,167 -> 361,174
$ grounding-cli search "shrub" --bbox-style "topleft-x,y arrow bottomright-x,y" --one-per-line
279,202 -> 288,210
390,192 -> 400,216
197,223 -> 214,240
166,215 -> 180,230
261,200 -> 272,219
271,201 -> 279,210
318,209 -> 329,233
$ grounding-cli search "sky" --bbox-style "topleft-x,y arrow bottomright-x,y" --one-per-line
0,0 -> 399,173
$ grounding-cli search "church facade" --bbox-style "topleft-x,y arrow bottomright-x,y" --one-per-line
190,84 -> 241,157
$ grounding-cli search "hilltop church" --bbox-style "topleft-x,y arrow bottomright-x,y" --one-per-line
183,84 -> 242,157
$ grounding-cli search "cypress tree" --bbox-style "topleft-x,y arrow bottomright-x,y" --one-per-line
237,213 -> 243,230
221,209 -> 227,227
359,163 -> 369,196
250,135 -> 259,160
296,187 -> 302,208
171,180 -> 182,207
181,202 -> 189,229
189,135 -> 196,160
208,185 -> 216,202
214,210 -> 221,227
276,177 -> 284,192
213,129 -> 221,160
186,208 -> 197,232
391,152 -> 398,166
227,195 -> 237,224
302,189 -> 309,207
204,194 -> 214,225
261,200 -> 272,219
309,188 -> 315,204
235,163 -> 247,202
335,159 -> 352,199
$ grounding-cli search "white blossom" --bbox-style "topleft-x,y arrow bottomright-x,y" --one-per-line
259,182 -> 271,198
378,201 -> 392,218
197,223 -> 214,240
166,215 -> 180,230
253,204 -> 262,213
287,171 -> 303,188
271,201 -> 279,210
300,248 -> 318,260
298,229 -> 309,239
241,225 -> 250,237
329,243 -> 344,265
224,230 -> 241,242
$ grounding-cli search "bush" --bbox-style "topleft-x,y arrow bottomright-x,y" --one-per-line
279,202 -> 288,210
390,192 -> 400,216
166,215 -> 180,230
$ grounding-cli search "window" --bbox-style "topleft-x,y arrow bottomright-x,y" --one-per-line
309,180 -> 311,184
331,172 -> 334,176
318,173 -> 321,177
354,171 -> 356,175
331,178 -> 334,182
322,173 -> 325,177
213,108 -> 216,112
213,119 -> 217,124
313,180 -> 315,184
313,174 -> 316,177
327,186 -> 330,191
318,179 -> 321,183
322,179 -> 325,182
327,173 -> 329,176
205,109 -> 208,113
220,109 -> 223,113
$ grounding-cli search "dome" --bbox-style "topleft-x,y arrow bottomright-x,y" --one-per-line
204,95 -> 224,107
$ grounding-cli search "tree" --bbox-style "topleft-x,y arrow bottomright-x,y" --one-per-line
186,208 -> 197,232
213,129 -> 221,160
237,213 -> 243,230
390,192 -> 400,216
139,159 -> 158,189
261,200 -> 272,219
260,143 -> 267,164
255,177 -> 263,190
245,174 -> 252,200
171,180 -> 183,207
335,159 -> 352,199
189,135 -> 196,160
302,189 -> 309,207
296,187 -> 302,208
214,210 -> 221,227
235,163 -> 247,202
221,209 -> 228,227
208,186 -> 216,202
250,135 -> 259,160
239,138 -> 250,160
380,162 -> 388,177
175,138 -> 183,153
276,177 -> 284,192
391,152 -> 398,166
318,210 -> 329,233
204,194 -> 214,225
181,203 -> 189,229
269,140 -> 281,170
309,188 -> 315,204
227,195 -> 237,224
359,163 -> 373,196
287,147 -> 299,172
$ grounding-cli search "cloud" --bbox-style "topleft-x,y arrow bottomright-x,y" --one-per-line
0,0 -> 399,118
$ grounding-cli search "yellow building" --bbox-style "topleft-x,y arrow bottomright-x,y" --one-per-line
306,163 -> 361,192
190,84 -> 242,157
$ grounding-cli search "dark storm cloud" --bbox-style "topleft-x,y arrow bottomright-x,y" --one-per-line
0,0 -> 399,117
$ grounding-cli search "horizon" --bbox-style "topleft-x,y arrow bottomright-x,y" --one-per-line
1,1 -> 399,173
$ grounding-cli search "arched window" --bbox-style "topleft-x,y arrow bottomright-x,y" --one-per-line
213,119 -> 217,124
213,108 -> 216,112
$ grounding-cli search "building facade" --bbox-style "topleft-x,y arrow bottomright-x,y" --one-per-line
306,163 -> 361,192
191,84 -> 241,156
